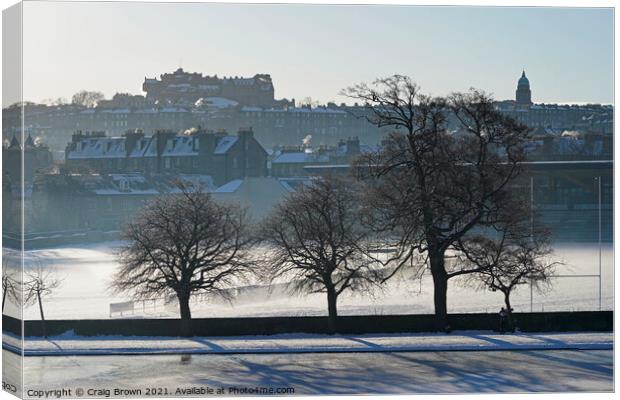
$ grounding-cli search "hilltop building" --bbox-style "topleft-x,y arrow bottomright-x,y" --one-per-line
516,70 -> 533,105
142,68 -> 293,108
495,71 -> 613,134
2,69 -> 613,154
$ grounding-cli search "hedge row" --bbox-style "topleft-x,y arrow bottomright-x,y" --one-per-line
2,311 -> 612,338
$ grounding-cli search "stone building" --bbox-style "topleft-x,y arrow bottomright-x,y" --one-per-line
65,127 -> 268,185
516,70 -> 532,105
2,134 -> 53,183
270,137 -> 368,177
142,68 -> 292,108
3,70 -> 613,156
495,71 -> 613,133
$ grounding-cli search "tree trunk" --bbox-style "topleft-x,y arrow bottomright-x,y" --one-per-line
326,286 -> 338,334
178,292 -> 192,337
37,291 -> 46,338
504,292 -> 512,313
429,251 -> 450,332
2,288 -> 6,312
504,291 -> 514,332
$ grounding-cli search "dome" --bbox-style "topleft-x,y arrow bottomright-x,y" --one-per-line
518,70 -> 530,87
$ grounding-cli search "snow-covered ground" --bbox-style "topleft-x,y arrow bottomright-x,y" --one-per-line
2,331 -> 613,356
2,241 -> 614,320
4,349 -> 613,395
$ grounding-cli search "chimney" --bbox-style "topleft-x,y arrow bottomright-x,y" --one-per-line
238,127 -> 254,141
152,129 -> 176,173
602,135 -> 612,156
346,136 -> 360,156
215,128 -> 228,139
237,127 -> 253,178
154,129 -> 176,155
71,130 -> 86,144
124,129 -> 144,156
200,129 -> 217,154
542,136 -> 554,157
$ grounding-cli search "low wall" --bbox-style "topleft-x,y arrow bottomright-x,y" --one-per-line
2,311 -> 612,338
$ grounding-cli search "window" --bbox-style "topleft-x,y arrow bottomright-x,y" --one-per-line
118,179 -> 129,192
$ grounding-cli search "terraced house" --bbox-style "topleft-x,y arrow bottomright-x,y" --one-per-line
65,127 -> 268,185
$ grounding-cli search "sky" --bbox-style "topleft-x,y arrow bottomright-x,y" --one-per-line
11,2 -> 615,107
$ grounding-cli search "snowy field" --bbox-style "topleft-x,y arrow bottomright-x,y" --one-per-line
2,241 -> 614,320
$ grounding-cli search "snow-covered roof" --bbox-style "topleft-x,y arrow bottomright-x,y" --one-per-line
240,106 -> 347,114
297,107 -> 346,114
241,106 -> 263,112
278,179 -> 297,192
277,177 -> 314,192
176,174 -> 215,189
134,108 -> 159,114
87,173 -> 217,196
67,137 -> 126,159
272,152 -> 312,164
160,107 -> 188,113
94,188 -> 159,196
215,179 -> 244,193
109,173 -> 146,183
197,97 -> 239,109
213,136 -> 238,154
128,137 -> 157,158
162,135 -> 198,157
101,108 -> 131,114
272,151 -> 331,164
69,131 -> 255,160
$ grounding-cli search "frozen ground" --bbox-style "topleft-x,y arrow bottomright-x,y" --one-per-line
2,349 -> 613,395
2,241 -> 614,320
2,331 -> 613,356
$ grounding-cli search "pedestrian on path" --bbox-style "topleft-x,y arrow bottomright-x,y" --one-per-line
499,307 -> 508,334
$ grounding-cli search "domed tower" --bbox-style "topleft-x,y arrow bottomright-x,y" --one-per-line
515,70 -> 532,105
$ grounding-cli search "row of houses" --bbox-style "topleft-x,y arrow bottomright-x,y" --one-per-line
63,128 -> 373,180
64,127 -> 268,186
2,125 -> 611,197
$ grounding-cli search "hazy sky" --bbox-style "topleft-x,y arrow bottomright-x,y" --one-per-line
16,2 -> 614,107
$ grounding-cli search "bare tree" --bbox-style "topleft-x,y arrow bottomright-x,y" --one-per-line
342,75 -> 530,330
2,259 -> 19,312
459,235 -> 557,314
299,97 -> 319,108
260,176 -> 383,333
456,203 -> 558,323
40,97 -> 68,106
71,90 -> 104,108
24,264 -> 62,337
112,182 -> 255,336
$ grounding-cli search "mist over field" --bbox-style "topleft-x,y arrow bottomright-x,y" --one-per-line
2,241 -> 613,321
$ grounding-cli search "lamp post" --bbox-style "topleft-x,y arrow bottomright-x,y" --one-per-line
530,176 -> 534,312
598,176 -> 602,311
